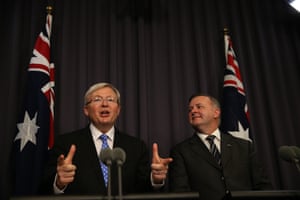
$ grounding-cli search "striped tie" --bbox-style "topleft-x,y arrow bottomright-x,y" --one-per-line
206,135 -> 221,165
100,134 -> 109,187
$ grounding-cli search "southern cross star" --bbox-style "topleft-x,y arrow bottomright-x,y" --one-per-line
15,111 -> 40,151
228,121 -> 251,142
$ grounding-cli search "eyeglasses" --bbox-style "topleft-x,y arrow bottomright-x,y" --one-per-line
85,96 -> 117,105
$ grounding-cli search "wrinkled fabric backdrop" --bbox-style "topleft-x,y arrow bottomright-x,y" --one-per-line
1,0 -> 300,198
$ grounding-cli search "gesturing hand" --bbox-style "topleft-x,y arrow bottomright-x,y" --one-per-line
56,144 -> 77,189
151,143 -> 173,184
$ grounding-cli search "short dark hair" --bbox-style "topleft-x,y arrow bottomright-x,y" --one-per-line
188,93 -> 220,109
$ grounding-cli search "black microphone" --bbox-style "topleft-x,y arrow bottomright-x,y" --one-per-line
278,145 -> 300,172
113,147 -> 126,200
291,146 -> 300,159
100,148 -> 113,200
113,147 -> 126,165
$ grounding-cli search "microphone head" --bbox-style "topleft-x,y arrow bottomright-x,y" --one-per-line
278,145 -> 297,163
100,148 -> 113,166
113,147 -> 126,165
290,146 -> 300,160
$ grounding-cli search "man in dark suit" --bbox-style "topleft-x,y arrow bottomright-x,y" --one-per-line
168,94 -> 272,200
39,82 -> 172,195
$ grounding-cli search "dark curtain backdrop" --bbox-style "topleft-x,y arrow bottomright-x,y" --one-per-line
1,0 -> 300,199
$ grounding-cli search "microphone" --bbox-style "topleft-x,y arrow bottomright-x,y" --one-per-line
99,148 -> 113,200
113,147 -> 126,200
291,146 -> 300,159
278,145 -> 300,172
100,148 -> 114,165
113,147 -> 126,165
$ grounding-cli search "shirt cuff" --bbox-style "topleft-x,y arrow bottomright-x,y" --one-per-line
53,174 -> 66,194
150,172 -> 165,188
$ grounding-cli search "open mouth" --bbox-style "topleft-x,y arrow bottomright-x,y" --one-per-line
100,110 -> 110,117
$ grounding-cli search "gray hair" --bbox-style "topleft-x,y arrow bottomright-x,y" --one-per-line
188,93 -> 220,109
84,82 -> 121,105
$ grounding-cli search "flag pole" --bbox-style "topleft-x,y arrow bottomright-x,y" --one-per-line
46,5 -> 53,14
223,28 -> 229,62
223,27 -> 229,36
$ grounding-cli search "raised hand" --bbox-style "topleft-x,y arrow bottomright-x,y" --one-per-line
56,144 -> 77,189
151,143 -> 173,184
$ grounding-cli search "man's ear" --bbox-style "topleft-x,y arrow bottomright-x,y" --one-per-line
116,106 -> 121,117
83,107 -> 89,117
214,108 -> 221,118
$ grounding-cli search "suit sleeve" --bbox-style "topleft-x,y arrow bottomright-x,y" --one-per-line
38,135 -> 72,194
168,147 -> 191,192
248,142 -> 273,190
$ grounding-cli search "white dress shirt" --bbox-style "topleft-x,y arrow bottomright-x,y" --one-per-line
90,123 -> 114,152
197,128 -> 221,153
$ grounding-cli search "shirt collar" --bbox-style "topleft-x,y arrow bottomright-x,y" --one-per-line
197,128 -> 221,141
90,123 -> 115,142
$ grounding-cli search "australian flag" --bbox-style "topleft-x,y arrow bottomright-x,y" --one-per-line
220,31 -> 251,141
13,9 -> 55,195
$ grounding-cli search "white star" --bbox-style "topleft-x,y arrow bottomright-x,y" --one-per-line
15,111 -> 40,151
228,121 -> 252,142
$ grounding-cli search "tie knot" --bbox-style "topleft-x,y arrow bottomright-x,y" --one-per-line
205,135 -> 216,145
206,135 -> 216,143
100,134 -> 108,141
100,134 -> 109,150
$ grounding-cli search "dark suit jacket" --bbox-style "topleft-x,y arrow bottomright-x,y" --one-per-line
168,132 -> 272,200
39,126 -> 152,195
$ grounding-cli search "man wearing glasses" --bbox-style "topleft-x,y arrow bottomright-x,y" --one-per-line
39,82 -> 172,195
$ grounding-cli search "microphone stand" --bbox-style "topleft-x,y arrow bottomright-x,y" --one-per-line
117,161 -> 123,200
107,162 -> 112,200
100,148 -> 113,200
113,147 -> 126,200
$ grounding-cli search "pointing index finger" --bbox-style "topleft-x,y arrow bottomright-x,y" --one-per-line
64,144 -> 76,164
152,143 -> 161,163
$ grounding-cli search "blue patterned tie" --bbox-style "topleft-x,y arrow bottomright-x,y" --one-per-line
100,134 -> 109,187
206,135 -> 221,165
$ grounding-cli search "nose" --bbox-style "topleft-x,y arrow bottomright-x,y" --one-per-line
189,106 -> 200,117
101,99 -> 109,106
190,105 -> 197,113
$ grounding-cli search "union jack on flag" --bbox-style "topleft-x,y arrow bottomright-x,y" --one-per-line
13,9 -> 55,195
220,31 -> 251,141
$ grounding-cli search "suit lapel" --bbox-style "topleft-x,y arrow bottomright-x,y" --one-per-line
189,134 -> 222,169
81,127 -> 106,187
220,133 -> 233,168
